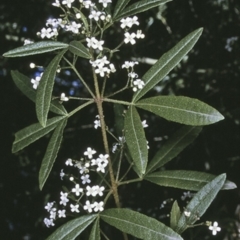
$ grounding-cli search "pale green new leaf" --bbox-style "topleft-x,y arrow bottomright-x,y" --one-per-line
125,106 -> 148,176
170,201 -> 181,231
69,41 -> 91,59
36,50 -> 66,127
12,116 -> 66,153
3,41 -> 68,57
114,0 -> 172,21
175,174 -> 226,234
145,170 -> 236,191
39,118 -> 67,190
101,208 -> 183,240
46,215 -> 97,240
113,0 -> 131,18
136,96 -> 224,126
146,126 -> 202,174
133,28 -> 203,102
89,218 -> 100,240
11,70 -> 67,116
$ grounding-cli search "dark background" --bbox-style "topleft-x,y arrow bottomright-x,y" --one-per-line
1,0 -> 240,239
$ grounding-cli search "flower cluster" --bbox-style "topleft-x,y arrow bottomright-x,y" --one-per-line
43,147 -> 108,227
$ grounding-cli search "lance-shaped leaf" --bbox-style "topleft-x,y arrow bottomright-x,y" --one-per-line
11,70 -> 67,116
145,170 -> 236,191
170,201 -> 181,231
39,118 -> 67,190
146,126 -> 202,174
89,218 -> 100,240
46,214 -> 97,240
36,50 -> 66,127
101,208 -> 183,240
12,116 -> 66,153
3,41 -> 68,57
175,174 -> 226,234
114,0 -> 172,21
113,0 -> 131,18
69,41 -> 91,59
136,96 -> 224,126
133,28 -> 203,102
125,106 -> 148,176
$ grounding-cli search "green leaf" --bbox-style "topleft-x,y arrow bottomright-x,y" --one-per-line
145,170 -> 236,191
133,28 -> 203,102
113,0 -> 131,18
170,201 -> 181,231
69,41 -> 91,59
113,103 -> 125,137
36,50 -> 66,127
39,118 -> 67,190
114,0 -> 172,21
124,106 -> 148,176
12,116 -> 66,153
11,70 -> 68,116
3,41 -> 68,57
89,218 -> 100,240
46,214 -> 97,240
146,126 -> 202,174
175,174 -> 226,234
101,208 -> 183,240
136,96 -> 224,126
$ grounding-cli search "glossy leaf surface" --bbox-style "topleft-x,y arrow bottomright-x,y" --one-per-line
101,208 -> 183,240
12,116 -> 65,153
89,218 -> 100,240
125,106 -> 148,176
175,174 -> 226,233
39,118 -> 67,190
36,50 -> 66,127
69,41 -> 91,59
113,0 -> 131,18
46,215 -> 96,240
146,126 -> 202,174
170,201 -> 181,231
136,96 -> 224,126
3,41 -> 68,57
114,0 -> 172,21
133,28 -> 203,102
145,170 -> 236,191
11,70 -> 67,116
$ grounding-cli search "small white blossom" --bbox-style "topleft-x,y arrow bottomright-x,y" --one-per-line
45,202 -> 55,212
99,0 -> 111,8
93,201 -> 104,212
60,192 -> 69,206
62,0 -> 75,8
50,209 -> 57,219
86,37 -> 97,48
109,63 -> 116,73
60,169 -> 65,180
97,154 -> 109,166
94,119 -> 101,129
86,185 -> 97,196
209,221 -> 221,235
94,185 -> 105,196
24,39 -> 33,45
83,200 -> 94,213
60,93 -> 69,101
65,158 -> 73,166
95,64 -> 109,77
120,16 -> 139,29
133,79 -> 145,92
89,10 -> 102,21
82,0 -> 94,8
96,163 -> 106,173
142,120 -> 148,128
136,30 -> 145,39
124,32 -> 136,45
94,39 -> 104,51
76,13 -> 81,19
84,147 -> 96,159
184,211 -> 191,217
72,184 -> 83,196
52,0 -> 61,7
31,73 -> 42,89
81,174 -> 91,184
58,209 -> 66,218
66,21 -> 81,34
44,218 -> 55,227
128,72 -> 138,78
70,204 -> 80,213
122,61 -> 138,69
39,28 -> 52,38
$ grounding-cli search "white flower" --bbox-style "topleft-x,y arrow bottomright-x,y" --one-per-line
39,28 -> 52,38
45,202 -> 55,212
99,0 -> 111,8
58,209 -> 66,218
70,204 -> 80,213
52,0 -> 61,7
97,154 -> 109,166
66,21 -> 81,34
122,61 -> 138,69
24,39 -> 33,45
93,201 -> 104,212
89,10 -> 102,21
128,72 -> 138,79
133,79 -> 145,92
86,185 -> 97,196
50,209 -> 57,219
60,192 -> 69,206
81,174 -> 91,184
94,119 -> 101,129
94,185 -> 105,196
142,120 -> 148,128
86,37 -> 97,48
184,211 -> 191,217
60,93 -> 69,101
120,16 -> 139,29
76,13 -> 81,19
82,0 -> 94,8
84,147 -> 96,159
124,32 -> 136,45
94,39 -> 104,51
136,30 -> 145,39
44,218 -> 55,227
60,169 -> 65,180
83,200 -> 94,213
72,184 -> 83,196
62,0 -> 75,8
96,163 -> 106,173
209,221 -> 221,235
95,64 -> 109,77
31,74 -> 42,89
65,158 -> 73,166
109,63 -> 116,73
